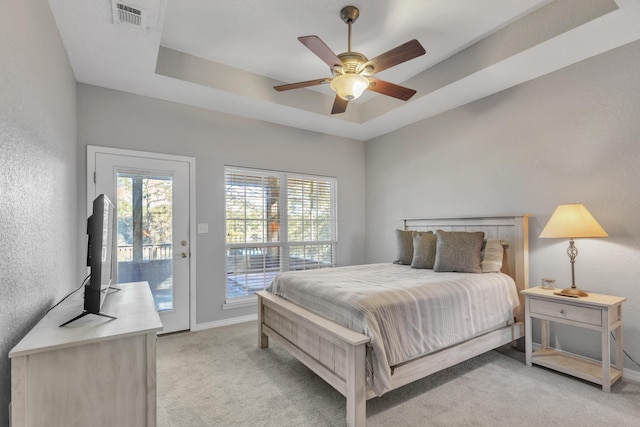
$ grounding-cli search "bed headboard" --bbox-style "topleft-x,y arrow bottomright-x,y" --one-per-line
402,215 -> 530,299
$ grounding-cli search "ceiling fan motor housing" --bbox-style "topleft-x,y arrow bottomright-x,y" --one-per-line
334,52 -> 368,75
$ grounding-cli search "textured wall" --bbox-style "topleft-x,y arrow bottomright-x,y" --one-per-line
0,1 -> 78,424
365,39 -> 640,374
77,84 -> 366,325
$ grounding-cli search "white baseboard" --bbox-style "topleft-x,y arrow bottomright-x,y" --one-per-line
194,314 -> 257,331
623,367 -> 640,383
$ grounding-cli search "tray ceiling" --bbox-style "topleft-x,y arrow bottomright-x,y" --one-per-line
49,0 -> 640,140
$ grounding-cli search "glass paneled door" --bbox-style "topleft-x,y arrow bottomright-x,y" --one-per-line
90,147 -> 193,333
116,173 -> 175,311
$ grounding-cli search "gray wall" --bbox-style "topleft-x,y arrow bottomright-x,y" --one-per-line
365,39 -> 640,374
77,84 -> 366,325
0,0 -> 79,424
3,3 -> 640,423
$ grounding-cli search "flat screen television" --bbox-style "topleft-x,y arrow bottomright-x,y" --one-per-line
60,194 -> 118,327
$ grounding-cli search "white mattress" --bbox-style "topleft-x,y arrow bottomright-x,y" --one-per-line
268,263 -> 520,396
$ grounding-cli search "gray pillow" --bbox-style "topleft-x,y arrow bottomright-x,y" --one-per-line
411,231 -> 437,269
393,229 -> 414,265
433,230 -> 485,273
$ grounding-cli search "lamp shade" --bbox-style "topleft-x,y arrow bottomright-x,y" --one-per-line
539,204 -> 608,239
330,74 -> 370,101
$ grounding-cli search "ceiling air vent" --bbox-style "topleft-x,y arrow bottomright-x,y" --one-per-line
112,1 -> 146,29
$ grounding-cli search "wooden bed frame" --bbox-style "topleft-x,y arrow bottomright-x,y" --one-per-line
257,215 -> 530,427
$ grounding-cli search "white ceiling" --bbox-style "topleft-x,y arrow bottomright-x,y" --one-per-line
48,0 -> 640,141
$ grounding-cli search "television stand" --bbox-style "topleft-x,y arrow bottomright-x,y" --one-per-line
9,281 -> 162,427
59,310 -> 116,327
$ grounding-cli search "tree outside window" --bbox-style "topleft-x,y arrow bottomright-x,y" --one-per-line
225,167 -> 337,302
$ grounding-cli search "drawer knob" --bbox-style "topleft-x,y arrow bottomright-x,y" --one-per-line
560,309 -> 566,315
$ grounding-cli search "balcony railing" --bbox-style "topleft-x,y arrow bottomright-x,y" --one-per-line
117,243 -> 173,261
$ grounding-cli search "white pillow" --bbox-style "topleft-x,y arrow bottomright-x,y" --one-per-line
481,239 -> 505,273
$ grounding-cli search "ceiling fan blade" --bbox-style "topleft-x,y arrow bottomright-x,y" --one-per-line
331,95 -> 348,114
298,35 -> 343,69
363,39 -> 426,75
367,78 -> 417,101
274,78 -> 328,92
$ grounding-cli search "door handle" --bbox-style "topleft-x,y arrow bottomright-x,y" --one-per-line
180,252 -> 188,258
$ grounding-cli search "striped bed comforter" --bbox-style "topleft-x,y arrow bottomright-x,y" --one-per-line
267,263 -> 520,396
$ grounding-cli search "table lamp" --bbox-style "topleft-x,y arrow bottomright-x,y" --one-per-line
539,204 -> 608,297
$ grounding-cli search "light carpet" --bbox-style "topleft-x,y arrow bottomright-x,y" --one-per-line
157,321 -> 640,426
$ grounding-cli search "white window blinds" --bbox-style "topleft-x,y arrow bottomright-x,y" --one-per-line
225,167 -> 337,301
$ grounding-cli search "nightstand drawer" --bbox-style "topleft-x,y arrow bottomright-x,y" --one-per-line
530,298 -> 601,326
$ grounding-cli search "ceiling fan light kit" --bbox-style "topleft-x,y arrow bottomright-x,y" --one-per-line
330,74 -> 370,101
273,6 -> 426,114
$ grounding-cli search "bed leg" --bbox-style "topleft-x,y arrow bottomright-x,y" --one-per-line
257,294 -> 269,349
346,343 -> 366,427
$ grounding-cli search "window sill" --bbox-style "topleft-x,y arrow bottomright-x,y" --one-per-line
223,296 -> 258,310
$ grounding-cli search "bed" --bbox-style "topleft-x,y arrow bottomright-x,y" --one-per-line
257,216 -> 530,427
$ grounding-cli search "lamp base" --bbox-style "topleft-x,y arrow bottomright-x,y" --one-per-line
556,286 -> 589,297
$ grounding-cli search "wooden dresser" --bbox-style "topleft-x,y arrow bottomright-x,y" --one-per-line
9,281 -> 163,427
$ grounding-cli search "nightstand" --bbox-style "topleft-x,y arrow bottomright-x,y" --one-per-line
521,287 -> 626,391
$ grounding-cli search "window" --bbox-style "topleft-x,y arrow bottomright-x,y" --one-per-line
225,167 -> 337,302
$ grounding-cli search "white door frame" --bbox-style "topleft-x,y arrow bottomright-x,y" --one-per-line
87,145 -> 197,331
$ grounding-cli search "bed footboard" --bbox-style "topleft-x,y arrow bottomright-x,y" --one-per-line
257,291 -> 370,427
258,291 -> 524,426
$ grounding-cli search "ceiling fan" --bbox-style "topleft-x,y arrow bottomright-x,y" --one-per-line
274,5 -> 426,114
